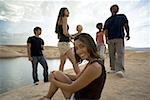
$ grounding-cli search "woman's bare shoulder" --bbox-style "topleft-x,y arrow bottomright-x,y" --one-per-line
87,62 -> 102,74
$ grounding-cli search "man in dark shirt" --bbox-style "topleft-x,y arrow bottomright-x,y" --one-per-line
104,4 -> 130,77
27,27 -> 48,85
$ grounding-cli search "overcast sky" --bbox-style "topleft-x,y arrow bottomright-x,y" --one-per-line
0,0 -> 149,47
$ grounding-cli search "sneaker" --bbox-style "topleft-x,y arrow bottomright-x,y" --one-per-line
34,81 -> 39,85
116,71 -> 125,78
107,69 -> 115,74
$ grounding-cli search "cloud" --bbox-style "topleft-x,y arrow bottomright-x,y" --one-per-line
0,1 -> 24,22
0,1 -> 44,22
0,0 -> 149,47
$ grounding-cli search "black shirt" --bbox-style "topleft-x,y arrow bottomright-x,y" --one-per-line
104,14 -> 128,39
57,25 -> 70,42
74,60 -> 106,100
27,36 -> 44,56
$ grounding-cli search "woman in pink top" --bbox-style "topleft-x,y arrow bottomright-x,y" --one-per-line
96,23 -> 106,63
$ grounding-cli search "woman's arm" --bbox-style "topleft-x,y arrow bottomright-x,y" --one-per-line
62,17 -> 70,37
51,62 -> 102,93
102,31 -> 106,45
51,71 -> 78,81
65,74 -> 77,81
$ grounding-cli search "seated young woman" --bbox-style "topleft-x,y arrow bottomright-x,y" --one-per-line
39,33 -> 106,100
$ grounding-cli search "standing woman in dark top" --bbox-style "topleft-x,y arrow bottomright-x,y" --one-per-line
39,33 -> 106,100
55,7 -> 80,74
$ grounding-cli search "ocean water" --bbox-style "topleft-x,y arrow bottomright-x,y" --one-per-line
0,57 -> 73,94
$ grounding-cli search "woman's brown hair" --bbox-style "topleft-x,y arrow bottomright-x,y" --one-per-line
74,33 -> 99,62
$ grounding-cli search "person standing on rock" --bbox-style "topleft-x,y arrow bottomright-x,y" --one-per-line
27,26 -> 48,85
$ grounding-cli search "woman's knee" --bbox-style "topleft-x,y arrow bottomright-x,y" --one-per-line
53,71 -> 63,76
53,71 -> 72,83
53,71 -> 65,79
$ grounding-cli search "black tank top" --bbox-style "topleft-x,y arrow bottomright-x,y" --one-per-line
57,25 -> 70,42
74,60 -> 106,100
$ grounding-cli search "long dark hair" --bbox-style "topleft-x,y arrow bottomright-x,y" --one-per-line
55,7 -> 68,34
74,33 -> 99,62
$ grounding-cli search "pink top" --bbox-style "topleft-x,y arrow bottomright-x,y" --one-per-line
96,31 -> 105,45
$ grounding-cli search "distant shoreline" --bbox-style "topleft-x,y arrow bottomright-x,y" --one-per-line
0,45 -> 60,59
0,45 -> 149,59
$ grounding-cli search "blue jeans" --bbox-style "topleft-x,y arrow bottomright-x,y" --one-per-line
31,56 -> 48,83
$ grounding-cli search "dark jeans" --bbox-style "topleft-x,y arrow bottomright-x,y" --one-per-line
31,56 -> 48,83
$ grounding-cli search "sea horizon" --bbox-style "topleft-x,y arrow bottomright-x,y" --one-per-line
0,44 -> 150,51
